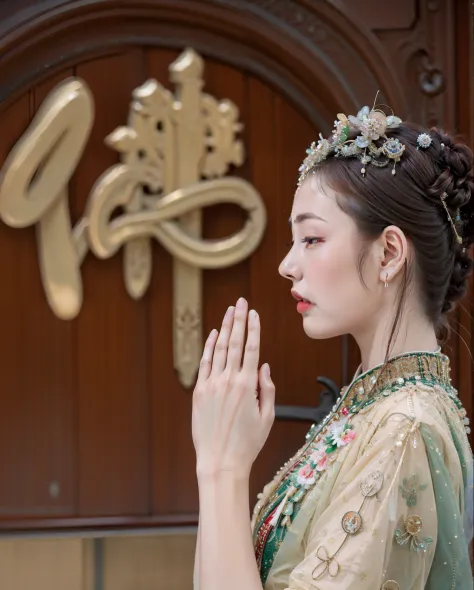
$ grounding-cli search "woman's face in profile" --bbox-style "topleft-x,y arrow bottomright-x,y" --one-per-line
279,175 -> 385,341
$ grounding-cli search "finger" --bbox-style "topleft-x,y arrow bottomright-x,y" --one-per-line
258,363 -> 276,419
196,329 -> 218,384
211,306 -> 235,374
226,297 -> 248,370
242,309 -> 260,375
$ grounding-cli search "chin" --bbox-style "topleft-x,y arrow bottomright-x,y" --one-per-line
301,315 -> 345,340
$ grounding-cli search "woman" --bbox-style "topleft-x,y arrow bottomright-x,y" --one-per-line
192,102 -> 474,589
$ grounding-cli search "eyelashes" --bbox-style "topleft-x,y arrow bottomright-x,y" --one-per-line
287,237 -> 323,247
301,237 -> 322,246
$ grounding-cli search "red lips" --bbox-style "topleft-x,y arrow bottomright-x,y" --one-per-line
291,290 -> 311,303
291,290 -> 314,313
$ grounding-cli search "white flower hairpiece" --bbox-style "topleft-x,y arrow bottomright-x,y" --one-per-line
417,133 -> 432,150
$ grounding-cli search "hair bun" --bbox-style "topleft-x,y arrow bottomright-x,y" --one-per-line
430,129 -> 474,212
429,129 -> 474,313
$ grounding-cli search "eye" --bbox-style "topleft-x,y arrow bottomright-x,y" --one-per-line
301,237 -> 322,247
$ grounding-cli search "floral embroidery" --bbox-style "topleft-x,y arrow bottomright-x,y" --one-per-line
395,515 -> 433,553
272,418 -> 357,530
305,418 -> 356,475
309,449 -> 329,472
399,474 -> 428,507
325,420 -> 357,451
296,464 -> 317,486
460,407 -> 471,435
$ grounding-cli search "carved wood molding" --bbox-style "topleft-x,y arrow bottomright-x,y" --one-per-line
0,0 -> 406,128
374,0 -> 456,130
0,513 -> 198,533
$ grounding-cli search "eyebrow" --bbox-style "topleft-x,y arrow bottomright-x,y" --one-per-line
288,213 -> 327,225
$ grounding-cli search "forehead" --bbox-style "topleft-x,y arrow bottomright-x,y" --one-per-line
290,175 -> 341,220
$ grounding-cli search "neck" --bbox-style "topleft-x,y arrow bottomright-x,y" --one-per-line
352,302 -> 439,374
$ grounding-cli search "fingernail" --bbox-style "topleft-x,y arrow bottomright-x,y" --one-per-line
225,306 -> 235,318
263,363 -> 270,377
236,297 -> 246,309
250,309 -> 258,322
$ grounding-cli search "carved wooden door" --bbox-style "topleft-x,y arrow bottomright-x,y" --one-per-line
0,0 -> 471,533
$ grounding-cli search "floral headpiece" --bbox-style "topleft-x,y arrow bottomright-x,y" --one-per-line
298,104 -> 404,186
298,100 -> 465,247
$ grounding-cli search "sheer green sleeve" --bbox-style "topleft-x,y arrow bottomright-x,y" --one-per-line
422,423 -> 473,590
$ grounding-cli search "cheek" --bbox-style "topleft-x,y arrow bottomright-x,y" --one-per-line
307,245 -> 358,289
306,248 -> 379,316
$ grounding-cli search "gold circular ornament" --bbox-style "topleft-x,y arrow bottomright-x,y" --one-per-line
405,514 -> 423,535
341,511 -> 363,535
360,471 -> 384,497
382,138 -> 406,161
381,582 -> 400,590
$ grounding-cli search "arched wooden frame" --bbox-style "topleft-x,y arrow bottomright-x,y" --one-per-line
0,0 -> 407,128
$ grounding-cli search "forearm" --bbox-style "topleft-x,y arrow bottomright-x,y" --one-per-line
198,471 -> 263,590
193,518 -> 201,589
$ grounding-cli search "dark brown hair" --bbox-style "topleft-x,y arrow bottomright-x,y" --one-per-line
312,122 -> 474,357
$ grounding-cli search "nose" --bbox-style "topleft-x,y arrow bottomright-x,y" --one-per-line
278,249 -> 302,281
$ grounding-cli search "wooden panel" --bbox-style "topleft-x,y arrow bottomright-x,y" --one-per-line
347,0 -> 416,29
0,72 -> 76,519
0,538 -> 93,590
0,533 -> 193,590
74,50 -> 151,516
103,533 -> 196,590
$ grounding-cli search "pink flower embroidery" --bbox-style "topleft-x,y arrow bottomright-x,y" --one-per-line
341,429 -> 356,445
315,454 -> 329,472
296,464 -> 316,486
291,417 -> 358,495
309,448 -> 329,472
341,407 -> 349,416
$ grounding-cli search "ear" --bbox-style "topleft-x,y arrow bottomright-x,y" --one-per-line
378,225 -> 408,285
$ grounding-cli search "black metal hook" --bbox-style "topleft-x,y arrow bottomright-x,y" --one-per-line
274,376 -> 340,425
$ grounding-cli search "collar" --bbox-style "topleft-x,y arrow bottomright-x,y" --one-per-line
343,350 -> 452,404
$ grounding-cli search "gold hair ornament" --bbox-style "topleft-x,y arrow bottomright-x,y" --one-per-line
416,136 -> 465,246
298,100 -> 464,246
440,193 -> 463,244
298,98 -> 404,186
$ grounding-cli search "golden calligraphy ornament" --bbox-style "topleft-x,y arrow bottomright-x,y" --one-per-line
0,48 -> 266,388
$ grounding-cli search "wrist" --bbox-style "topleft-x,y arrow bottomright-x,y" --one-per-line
197,469 -> 250,513
197,466 -> 250,484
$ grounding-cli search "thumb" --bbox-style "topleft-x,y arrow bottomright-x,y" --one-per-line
258,363 -> 275,419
